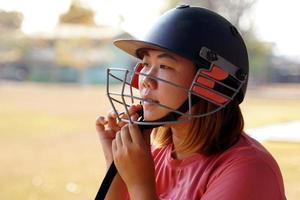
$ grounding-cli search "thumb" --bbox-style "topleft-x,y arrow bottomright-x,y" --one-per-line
143,129 -> 152,146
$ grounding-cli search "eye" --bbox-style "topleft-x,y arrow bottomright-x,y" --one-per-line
142,62 -> 150,68
160,65 -> 173,70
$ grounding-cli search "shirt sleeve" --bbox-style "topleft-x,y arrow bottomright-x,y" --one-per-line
200,152 -> 286,200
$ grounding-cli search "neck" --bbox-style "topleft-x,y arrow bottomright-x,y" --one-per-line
170,121 -> 195,159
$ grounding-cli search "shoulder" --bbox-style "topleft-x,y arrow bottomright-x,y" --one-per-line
219,133 -> 280,168
211,133 -> 283,180
203,133 -> 286,199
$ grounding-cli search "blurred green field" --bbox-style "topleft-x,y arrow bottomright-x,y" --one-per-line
0,83 -> 299,200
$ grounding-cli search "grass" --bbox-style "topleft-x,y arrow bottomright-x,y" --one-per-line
0,82 -> 299,199
263,141 -> 300,199
242,98 -> 300,129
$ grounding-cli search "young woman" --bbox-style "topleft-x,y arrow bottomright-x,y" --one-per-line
96,5 -> 286,200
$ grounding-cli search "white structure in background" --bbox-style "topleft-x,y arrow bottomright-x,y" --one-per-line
247,121 -> 300,142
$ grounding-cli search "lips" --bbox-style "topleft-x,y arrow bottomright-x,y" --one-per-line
142,95 -> 159,104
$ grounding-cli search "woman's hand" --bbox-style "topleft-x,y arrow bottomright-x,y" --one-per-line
112,123 -> 157,199
96,104 -> 142,166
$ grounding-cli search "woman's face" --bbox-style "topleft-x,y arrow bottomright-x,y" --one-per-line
138,49 -> 196,121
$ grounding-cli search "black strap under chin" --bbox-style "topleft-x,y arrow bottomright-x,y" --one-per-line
94,96 -> 199,199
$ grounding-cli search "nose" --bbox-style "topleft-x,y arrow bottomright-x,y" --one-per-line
141,67 -> 158,90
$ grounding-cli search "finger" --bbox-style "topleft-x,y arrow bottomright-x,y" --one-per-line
95,116 -> 108,136
121,104 -> 143,119
112,139 -> 117,155
128,104 -> 143,116
115,131 -> 123,148
96,115 -> 118,138
130,113 -> 139,121
128,124 -> 143,144
116,104 -> 141,126
120,125 -> 132,146
107,109 -> 118,119
117,119 -> 127,128
96,116 -> 107,126
107,111 -> 120,132
118,104 -> 142,123
143,129 -> 152,146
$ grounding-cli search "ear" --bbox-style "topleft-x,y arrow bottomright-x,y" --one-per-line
131,63 -> 144,89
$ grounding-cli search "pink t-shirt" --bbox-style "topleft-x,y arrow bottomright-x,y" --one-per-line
152,133 -> 286,200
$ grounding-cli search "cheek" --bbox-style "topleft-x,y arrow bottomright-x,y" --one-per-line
181,70 -> 196,87
160,72 -> 195,104
158,82 -> 189,107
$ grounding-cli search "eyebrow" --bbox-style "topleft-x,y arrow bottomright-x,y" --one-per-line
139,49 -> 178,62
157,53 -> 178,62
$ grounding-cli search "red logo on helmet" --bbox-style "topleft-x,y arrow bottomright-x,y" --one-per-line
192,64 -> 231,105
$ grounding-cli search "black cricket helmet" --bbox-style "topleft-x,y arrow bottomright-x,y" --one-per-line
107,5 -> 249,126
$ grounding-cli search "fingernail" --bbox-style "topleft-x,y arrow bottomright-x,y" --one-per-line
131,114 -> 138,121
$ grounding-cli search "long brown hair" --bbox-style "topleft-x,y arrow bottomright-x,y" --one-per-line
152,99 -> 244,156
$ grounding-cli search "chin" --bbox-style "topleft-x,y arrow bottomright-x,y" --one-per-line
143,113 -> 160,121
143,107 -> 169,121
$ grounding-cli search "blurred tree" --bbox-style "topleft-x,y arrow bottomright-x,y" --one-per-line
57,0 -> 97,83
161,0 -> 274,84
0,10 -> 29,80
0,10 -> 23,31
0,9 -> 27,57
55,39 -> 92,69
59,0 -> 96,26
246,33 -> 274,83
